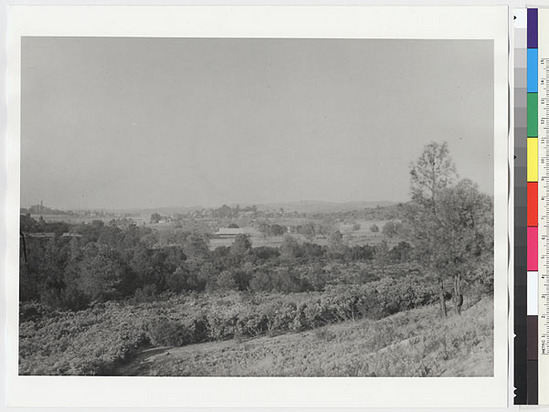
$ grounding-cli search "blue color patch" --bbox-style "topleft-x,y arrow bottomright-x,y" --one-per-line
527,48 -> 538,93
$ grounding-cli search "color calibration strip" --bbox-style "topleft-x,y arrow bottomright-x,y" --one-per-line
527,7 -> 538,405
514,8 -> 528,405
516,8 -> 549,405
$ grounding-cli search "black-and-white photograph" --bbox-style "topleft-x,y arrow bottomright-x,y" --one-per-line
18,37 -> 494,377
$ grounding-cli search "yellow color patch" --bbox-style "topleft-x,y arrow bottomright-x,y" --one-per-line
528,138 -> 538,182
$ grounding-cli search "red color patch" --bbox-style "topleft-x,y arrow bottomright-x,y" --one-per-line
528,182 -> 538,227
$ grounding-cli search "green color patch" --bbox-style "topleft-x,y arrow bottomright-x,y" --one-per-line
528,93 -> 538,137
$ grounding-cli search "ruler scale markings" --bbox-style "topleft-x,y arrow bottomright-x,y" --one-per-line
538,7 -> 549,406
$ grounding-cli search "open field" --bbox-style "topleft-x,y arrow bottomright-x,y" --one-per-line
116,297 -> 493,377
201,219 -> 397,250
33,215 -> 399,249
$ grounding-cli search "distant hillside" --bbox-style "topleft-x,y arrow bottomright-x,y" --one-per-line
118,206 -> 204,216
101,201 -> 397,216
21,203 -> 77,216
254,200 -> 396,214
24,200 -> 398,218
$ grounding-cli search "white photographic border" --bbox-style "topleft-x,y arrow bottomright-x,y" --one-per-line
4,5 -> 509,408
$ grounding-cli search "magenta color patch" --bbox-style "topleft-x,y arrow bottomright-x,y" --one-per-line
528,227 -> 538,271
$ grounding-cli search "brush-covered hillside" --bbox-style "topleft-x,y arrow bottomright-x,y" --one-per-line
116,297 -> 493,377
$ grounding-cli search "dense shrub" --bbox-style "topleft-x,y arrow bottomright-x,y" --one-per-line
382,221 -> 403,238
147,318 -> 192,347
249,268 -> 312,293
251,246 -> 280,262
19,303 -> 151,375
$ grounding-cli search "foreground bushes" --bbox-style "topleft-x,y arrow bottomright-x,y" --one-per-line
143,297 -> 493,377
20,274 -> 438,375
19,307 -> 150,375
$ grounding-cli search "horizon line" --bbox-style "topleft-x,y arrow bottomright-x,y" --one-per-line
20,198 -> 406,212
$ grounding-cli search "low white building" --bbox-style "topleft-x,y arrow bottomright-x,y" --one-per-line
213,228 -> 246,238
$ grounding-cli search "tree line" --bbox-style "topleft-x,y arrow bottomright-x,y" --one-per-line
20,213 -> 417,310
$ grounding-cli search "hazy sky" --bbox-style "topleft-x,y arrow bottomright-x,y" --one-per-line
21,38 -> 493,210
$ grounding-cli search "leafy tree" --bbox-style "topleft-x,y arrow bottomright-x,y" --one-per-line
406,141 -> 491,316
225,234 -> 252,267
271,224 -> 288,236
252,267 -> 309,293
346,244 -> 375,261
165,266 -> 190,293
258,223 -> 287,237
97,223 -> 123,247
249,269 -> 274,292
387,241 -> 412,263
374,240 -> 390,276
299,223 -> 316,241
303,266 -> 327,291
434,179 -> 493,314
407,145 -> 444,312
129,245 -> 186,293
150,213 -> 162,224
406,142 -> 457,316
216,270 -> 237,290
410,141 -> 457,207
215,204 -> 234,219
197,262 -> 218,292
233,269 -> 252,291
251,246 -> 280,263
382,221 -> 402,238
280,235 -> 302,262
301,242 -> 325,261
139,232 -> 159,249
76,245 -> 129,302
231,234 -> 252,256
370,224 -> 379,233
183,233 -> 211,262
20,213 -> 42,233
74,220 -> 106,244
327,230 -> 346,259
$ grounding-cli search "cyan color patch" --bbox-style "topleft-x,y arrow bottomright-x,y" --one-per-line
527,48 -> 538,92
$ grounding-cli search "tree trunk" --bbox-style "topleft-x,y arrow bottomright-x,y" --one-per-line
438,277 -> 447,317
453,273 -> 463,315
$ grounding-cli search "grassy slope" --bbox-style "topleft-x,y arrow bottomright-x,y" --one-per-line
117,296 -> 493,377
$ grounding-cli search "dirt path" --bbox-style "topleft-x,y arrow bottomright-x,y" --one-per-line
116,346 -> 172,376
